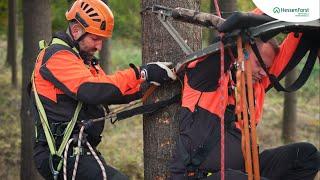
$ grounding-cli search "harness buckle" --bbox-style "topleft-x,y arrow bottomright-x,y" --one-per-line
49,154 -> 62,180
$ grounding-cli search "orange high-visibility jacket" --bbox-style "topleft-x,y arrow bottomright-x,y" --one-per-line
32,32 -> 142,146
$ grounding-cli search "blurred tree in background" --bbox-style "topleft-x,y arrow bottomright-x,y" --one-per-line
20,0 -> 51,179
6,0 -> 18,87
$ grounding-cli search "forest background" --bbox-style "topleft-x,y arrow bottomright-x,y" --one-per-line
0,0 -> 319,179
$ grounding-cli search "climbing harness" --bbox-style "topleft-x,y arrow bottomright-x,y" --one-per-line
32,37 -> 182,180
32,39 -> 107,180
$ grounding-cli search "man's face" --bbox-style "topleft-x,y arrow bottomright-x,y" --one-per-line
249,42 -> 277,83
78,34 -> 104,57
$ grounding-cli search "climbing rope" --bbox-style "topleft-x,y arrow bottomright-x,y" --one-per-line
71,126 -> 85,180
62,126 -> 107,180
212,0 -> 225,179
63,138 -> 74,180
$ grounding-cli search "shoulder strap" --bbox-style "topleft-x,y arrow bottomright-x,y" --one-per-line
51,38 -> 79,54
32,72 -> 83,157
32,37 -> 83,176
32,72 -> 57,154
250,41 -> 318,92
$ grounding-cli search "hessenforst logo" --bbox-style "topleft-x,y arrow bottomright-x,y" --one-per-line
253,0 -> 319,22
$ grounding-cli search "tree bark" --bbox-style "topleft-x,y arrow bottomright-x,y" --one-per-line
282,69 -> 297,143
7,0 -> 18,87
141,0 -> 201,179
20,0 -> 51,179
99,0 -> 111,74
100,39 -> 111,73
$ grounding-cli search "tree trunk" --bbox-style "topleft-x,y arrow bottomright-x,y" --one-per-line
100,39 -> 111,73
282,69 -> 297,143
141,0 -> 201,179
99,0 -> 111,73
208,0 -> 237,43
7,0 -> 18,87
20,0 -> 51,179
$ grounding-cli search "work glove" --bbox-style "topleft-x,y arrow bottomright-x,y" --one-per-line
218,12 -> 275,32
140,62 -> 177,86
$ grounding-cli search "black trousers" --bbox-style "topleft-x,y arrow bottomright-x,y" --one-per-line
34,143 -> 128,180
171,140 -> 319,180
170,107 -> 320,180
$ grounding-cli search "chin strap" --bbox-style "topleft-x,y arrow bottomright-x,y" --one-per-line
68,25 -> 89,53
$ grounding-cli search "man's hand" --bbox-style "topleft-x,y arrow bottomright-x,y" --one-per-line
218,12 -> 275,32
140,62 -> 177,86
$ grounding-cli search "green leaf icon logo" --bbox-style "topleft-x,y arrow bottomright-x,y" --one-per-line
273,7 -> 281,13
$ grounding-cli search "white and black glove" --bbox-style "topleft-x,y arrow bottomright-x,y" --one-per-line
140,62 -> 177,86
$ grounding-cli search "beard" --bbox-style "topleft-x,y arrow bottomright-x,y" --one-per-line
79,50 -> 95,62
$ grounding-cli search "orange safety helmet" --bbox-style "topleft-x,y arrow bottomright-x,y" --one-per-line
66,0 -> 114,38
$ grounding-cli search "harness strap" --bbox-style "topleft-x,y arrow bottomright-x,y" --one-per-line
250,40 -> 318,92
32,72 -> 83,176
51,38 -> 79,54
32,73 -> 57,155
32,38 -> 83,179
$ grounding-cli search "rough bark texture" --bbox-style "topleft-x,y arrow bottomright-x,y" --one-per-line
7,0 -> 18,87
20,0 -> 51,179
100,40 -> 111,74
282,69 -> 297,143
99,0 -> 111,73
141,0 -> 201,179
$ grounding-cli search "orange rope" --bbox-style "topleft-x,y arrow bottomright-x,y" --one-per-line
244,43 -> 260,180
236,36 -> 253,180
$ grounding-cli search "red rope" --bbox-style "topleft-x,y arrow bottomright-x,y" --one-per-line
213,0 -> 225,179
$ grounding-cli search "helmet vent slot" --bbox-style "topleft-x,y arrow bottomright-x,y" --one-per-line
86,8 -> 94,14
100,21 -> 106,30
75,12 -> 89,27
89,13 -> 99,17
83,3 -> 89,11
81,2 -> 85,8
93,19 -> 101,22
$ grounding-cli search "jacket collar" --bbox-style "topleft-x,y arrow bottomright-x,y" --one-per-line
52,31 -> 79,50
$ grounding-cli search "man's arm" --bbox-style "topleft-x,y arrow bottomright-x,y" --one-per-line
39,50 -> 142,105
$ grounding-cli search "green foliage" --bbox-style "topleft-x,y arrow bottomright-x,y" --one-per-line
108,1 -> 141,42
200,0 -> 211,12
51,0 -> 69,32
237,0 -> 256,11
100,116 -> 143,179
296,55 -> 320,98
0,0 -> 8,33
109,39 -> 141,71
0,66 -> 21,180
